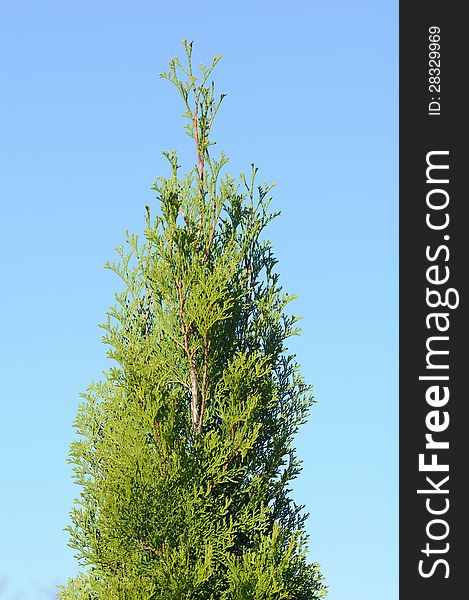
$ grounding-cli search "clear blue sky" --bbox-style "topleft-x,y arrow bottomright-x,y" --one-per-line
0,1 -> 397,598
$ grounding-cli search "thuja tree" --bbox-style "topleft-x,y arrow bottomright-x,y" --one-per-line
59,42 -> 326,600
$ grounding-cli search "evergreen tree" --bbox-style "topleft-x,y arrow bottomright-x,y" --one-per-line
59,42 -> 326,600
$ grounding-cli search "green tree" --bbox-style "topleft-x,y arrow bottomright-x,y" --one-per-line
59,42 -> 326,600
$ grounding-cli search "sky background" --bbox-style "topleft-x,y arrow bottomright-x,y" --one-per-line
0,1 -> 397,598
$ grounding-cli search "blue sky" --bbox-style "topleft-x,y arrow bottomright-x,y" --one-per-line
0,1 -> 397,598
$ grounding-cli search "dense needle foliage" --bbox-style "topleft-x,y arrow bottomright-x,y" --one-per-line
59,42 -> 326,600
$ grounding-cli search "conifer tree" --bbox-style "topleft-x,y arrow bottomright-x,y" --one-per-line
59,42 -> 326,600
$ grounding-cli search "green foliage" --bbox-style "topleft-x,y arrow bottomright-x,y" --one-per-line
59,41 -> 326,600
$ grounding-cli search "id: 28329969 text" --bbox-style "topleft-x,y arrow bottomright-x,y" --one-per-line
428,26 -> 441,116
